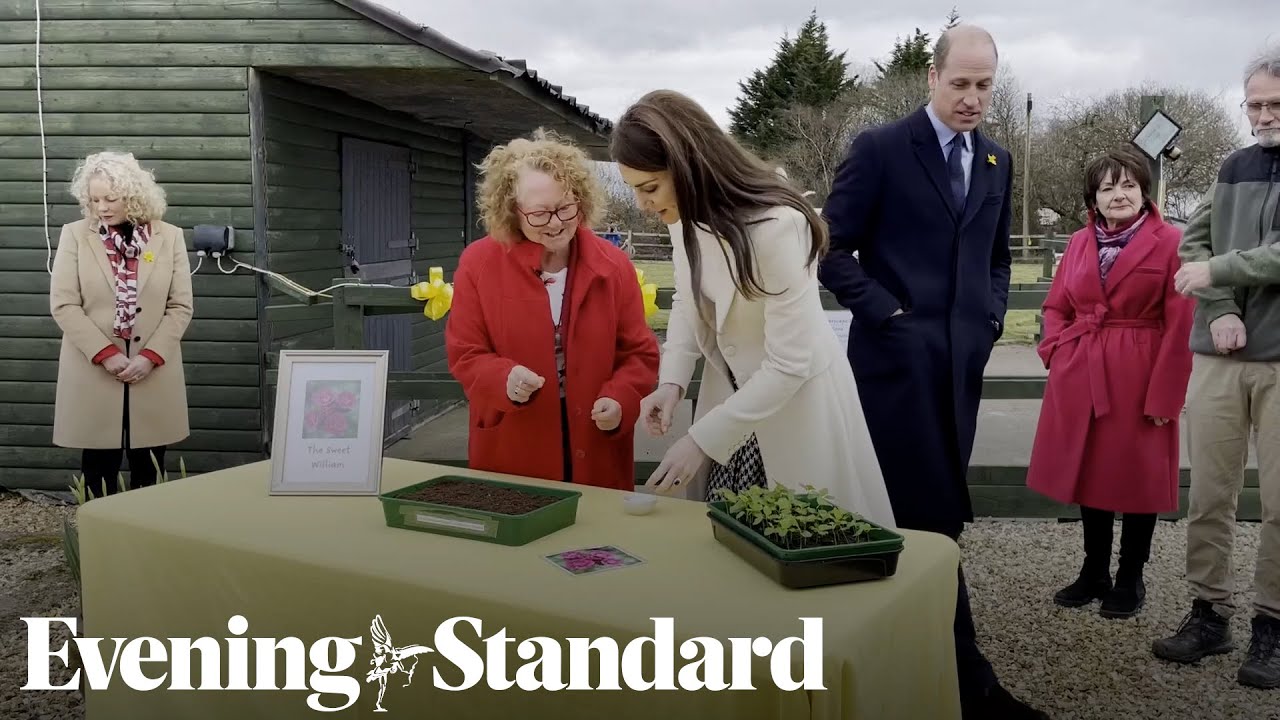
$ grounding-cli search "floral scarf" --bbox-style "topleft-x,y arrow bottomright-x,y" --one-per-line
1095,209 -> 1148,287
99,221 -> 149,340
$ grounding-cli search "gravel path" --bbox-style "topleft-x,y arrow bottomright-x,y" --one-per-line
2,492 -> 1277,719
1,494 -> 82,720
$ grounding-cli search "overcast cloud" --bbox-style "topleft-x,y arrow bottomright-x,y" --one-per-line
373,0 -> 1274,143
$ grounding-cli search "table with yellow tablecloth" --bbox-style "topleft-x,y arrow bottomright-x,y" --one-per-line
76,458 -> 961,720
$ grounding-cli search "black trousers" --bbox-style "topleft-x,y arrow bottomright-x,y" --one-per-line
80,363 -> 167,495
951,543 -> 997,701
1080,505 -> 1157,578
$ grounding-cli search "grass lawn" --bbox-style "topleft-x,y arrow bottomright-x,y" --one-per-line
635,260 -> 1044,346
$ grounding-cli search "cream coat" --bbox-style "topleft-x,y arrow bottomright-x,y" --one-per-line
661,206 -> 897,529
50,219 -> 193,449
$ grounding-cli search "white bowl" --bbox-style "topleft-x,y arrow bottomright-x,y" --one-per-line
623,492 -> 658,516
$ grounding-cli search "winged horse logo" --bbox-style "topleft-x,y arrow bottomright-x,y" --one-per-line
365,614 -> 434,712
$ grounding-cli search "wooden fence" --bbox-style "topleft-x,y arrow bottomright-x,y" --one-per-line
261,233 -> 1260,521
610,230 -> 1058,261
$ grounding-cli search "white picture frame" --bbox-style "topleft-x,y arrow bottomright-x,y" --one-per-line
269,350 -> 389,496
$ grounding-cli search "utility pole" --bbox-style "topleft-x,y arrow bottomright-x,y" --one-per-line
1139,95 -> 1167,212
1023,92 -> 1032,248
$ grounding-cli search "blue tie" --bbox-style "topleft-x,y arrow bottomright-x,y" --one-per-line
947,134 -> 967,211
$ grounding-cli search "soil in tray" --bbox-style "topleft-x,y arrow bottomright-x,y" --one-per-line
399,479 -> 558,515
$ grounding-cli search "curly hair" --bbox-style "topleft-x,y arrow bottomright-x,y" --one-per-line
69,151 -> 168,224
475,128 -> 603,244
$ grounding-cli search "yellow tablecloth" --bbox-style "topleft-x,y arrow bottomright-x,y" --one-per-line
78,459 -> 961,719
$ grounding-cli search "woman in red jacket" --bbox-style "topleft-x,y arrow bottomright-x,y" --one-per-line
1027,146 -> 1194,618
445,129 -> 660,491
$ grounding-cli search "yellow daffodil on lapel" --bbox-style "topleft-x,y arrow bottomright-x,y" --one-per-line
635,267 -> 659,320
410,266 -> 454,321
141,250 -> 155,263
987,154 -> 997,166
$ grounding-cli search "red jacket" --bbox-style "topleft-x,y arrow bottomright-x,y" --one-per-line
1026,209 -> 1194,513
445,227 -> 660,491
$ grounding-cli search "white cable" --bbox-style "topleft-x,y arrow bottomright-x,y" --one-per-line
190,254 -> 203,275
213,255 -> 406,299
36,0 -> 51,275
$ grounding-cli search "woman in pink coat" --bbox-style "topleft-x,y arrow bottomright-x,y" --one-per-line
1027,147 -> 1194,619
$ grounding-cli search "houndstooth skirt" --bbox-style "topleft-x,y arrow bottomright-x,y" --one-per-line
706,433 -> 768,500
705,369 -> 768,500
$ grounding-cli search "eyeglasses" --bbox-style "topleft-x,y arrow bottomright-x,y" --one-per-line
1242,100 -> 1280,117
516,202 -> 580,227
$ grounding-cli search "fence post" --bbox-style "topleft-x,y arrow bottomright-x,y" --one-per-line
1040,229 -> 1056,281
332,282 -> 365,350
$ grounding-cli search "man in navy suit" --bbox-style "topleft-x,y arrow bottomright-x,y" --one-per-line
819,25 -> 1047,720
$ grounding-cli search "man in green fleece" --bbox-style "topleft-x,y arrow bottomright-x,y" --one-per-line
1153,44 -> 1280,689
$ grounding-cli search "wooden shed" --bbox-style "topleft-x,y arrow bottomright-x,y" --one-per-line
0,0 -> 612,490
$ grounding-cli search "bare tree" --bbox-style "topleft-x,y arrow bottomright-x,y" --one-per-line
1029,86 -> 1241,228
982,67 -> 1031,239
771,89 -> 875,204
593,162 -> 667,234
864,71 -> 930,126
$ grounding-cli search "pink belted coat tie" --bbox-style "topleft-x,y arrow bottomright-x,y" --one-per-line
1025,210 -> 1194,514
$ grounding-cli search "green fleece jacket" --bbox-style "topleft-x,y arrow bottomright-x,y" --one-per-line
1179,143 -> 1280,361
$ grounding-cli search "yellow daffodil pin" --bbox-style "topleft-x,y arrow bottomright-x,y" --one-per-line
410,266 -> 454,320
142,250 -> 155,263
987,154 -> 997,166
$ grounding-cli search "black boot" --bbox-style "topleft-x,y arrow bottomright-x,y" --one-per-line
962,684 -> 1050,720
1100,566 -> 1145,618
1056,506 -> 1113,608
1055,568 -> 1112,608
1152,599 -> 1234,664
1239,614 -> 1280,689
1100,513 -> 1154,619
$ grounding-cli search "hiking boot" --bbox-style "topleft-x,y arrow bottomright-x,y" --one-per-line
1054,571 -> 1112,608
1100,566 -> 1145,619
1152,599 -> 1234,664
1239,614 -> 1280,689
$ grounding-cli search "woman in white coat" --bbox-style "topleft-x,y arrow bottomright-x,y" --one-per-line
611,89 -> 896,529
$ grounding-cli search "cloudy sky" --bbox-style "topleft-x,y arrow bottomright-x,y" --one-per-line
373,0 -> 1270,142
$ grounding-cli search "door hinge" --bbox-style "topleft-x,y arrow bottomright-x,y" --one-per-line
408,160 -> 418,175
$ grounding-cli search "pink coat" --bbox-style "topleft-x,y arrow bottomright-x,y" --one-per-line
1026,211 -> 1194,514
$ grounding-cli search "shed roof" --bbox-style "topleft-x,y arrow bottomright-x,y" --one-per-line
306,0 -> 613,155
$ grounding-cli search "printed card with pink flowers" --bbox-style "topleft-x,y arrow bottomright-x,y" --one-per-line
545,546 -> 644,576
302,380 -> 362,440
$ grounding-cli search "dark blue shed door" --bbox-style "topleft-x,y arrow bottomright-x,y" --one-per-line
341,137 -> 414,444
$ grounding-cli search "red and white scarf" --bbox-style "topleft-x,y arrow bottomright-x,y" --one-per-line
99,222 -> 149,340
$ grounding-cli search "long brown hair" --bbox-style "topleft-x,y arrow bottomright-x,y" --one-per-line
609,90 -> 827,310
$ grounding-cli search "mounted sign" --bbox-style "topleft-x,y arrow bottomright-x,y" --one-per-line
1131,109 -> 1182,161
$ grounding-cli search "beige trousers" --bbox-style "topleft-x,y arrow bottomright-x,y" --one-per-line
1185,353 -> 1280,620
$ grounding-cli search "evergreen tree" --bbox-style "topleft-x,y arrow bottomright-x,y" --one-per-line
874,28 -> 932,79
944,7 -> 961,30
728,11 -> 856,155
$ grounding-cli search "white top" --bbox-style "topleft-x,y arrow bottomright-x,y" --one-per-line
540,268 -> 568,397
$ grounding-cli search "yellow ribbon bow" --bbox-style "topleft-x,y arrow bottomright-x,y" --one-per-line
636,268 -> 658,320
410,266 -> 454,321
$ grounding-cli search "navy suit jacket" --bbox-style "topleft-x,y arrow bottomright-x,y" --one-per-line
818,105 -> 1013,535
820,105 -> 1013,334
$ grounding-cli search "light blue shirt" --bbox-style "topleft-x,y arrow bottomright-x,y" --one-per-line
925,103 -> 973,195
